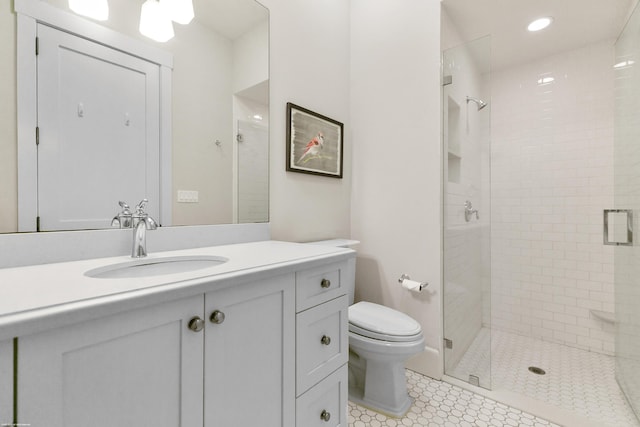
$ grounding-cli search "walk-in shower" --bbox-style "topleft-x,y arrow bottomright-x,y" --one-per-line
442,1 -> 640,426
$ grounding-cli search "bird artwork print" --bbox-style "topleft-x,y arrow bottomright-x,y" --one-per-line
298,132 -> 324,164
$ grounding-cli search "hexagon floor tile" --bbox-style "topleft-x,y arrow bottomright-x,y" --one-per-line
348,370 -> 560,427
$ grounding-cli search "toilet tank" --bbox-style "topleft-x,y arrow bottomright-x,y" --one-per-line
305,239 -> 358,305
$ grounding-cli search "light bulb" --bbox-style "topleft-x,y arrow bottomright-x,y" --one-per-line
139,0 -> 175,43
68,0 -> 109,21
160,0 -> 194,25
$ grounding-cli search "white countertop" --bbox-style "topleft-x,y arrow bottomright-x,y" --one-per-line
0,240 -> 354,340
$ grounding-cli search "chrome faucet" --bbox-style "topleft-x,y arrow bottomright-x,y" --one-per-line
131,199 -> 158,258
111,201 -> 133,228
464,200 -> 479,222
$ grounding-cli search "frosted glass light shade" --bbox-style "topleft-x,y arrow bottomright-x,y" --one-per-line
161,0 -> 194,25
68,0 -> 109,21
139,0 -> 175,42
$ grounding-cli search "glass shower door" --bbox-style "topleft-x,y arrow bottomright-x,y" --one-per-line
614,4 -> 640,419
442,36 -> 492,389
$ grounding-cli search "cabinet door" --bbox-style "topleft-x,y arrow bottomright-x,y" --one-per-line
18,296 -> 204,427
204,274 -> 295,427
0,339 -> 13,426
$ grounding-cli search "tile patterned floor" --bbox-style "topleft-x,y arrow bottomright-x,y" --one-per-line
348,370 -> 560,427
448,328 -> 640,427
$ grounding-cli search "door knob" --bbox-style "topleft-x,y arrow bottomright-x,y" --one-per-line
320,410 -> 331,422
321,335 -> 331,346
321,278 -> 331,288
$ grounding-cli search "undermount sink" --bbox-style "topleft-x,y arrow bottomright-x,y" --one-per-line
85,255 -> 229,279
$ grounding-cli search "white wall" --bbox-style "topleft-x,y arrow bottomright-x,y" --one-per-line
262,0 -> 352,242
350,0 -> 443,379
0,1 -> 17,233
491,40 -> 616,355
233,20 -> 269,94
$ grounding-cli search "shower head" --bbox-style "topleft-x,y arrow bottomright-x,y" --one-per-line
466,96 -> 488,111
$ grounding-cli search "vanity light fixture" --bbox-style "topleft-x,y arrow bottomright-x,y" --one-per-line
139,0 -> 175,42
68,0 -> 109,21
527,17 -> 553,32
160,0 -> 194,25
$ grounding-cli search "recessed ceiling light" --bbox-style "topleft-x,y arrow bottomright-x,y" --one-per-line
528,17 -> 553,32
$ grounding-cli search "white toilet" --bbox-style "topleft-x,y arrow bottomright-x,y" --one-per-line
307,240 -> 425,417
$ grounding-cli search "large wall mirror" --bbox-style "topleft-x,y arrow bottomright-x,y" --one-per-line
0,0 -> 269,234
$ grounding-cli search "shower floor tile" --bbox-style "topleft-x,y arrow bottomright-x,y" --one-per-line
348,370 -> 559,427
448,328 -> 640,427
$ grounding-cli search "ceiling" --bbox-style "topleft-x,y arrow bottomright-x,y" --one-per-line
193,0 -> 268,40
442,0 -> 638,70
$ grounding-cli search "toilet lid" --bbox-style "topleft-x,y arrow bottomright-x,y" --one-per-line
349,302 -> 422,342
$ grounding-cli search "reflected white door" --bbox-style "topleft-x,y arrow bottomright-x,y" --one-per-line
37,24 -> 160,231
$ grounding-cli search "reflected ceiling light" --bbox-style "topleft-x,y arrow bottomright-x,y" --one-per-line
253,114 -> 263,121
161,0 -> 194,25
139,0 -> 174,42
68,0 -> 109,21
537,76 -> 554,85
528,17 -> 553,32
614,60 -> 635,69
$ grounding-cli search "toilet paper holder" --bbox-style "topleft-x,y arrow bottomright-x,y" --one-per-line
398,274 -> 428,291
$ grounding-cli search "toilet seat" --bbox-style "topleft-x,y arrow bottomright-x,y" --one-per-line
349,301 -> 422,343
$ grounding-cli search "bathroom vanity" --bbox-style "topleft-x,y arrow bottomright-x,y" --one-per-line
0,240 -> 353,427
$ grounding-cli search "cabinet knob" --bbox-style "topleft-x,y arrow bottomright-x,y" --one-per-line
188,316 -> 204,332
320,410 -> 331,422
320,335 -> 331,346
210,310 -> 226,324
320,278 -> 331,288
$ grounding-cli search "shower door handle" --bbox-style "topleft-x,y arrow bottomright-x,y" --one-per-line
603,209 -> 633,246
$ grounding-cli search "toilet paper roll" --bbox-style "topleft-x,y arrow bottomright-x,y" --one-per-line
401,278 -> 427,293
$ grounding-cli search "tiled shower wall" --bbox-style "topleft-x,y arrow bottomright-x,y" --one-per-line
491,40 -> 616,355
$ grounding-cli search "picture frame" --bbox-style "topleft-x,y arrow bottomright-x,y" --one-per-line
286,103 -> 344,178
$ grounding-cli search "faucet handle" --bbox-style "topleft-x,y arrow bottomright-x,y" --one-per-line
135,199 -> 149,213
118,201 -> 131,213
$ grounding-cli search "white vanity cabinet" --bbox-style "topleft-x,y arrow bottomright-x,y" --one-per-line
17,273 -> 295,427
0,339 -> 13,426
16,275 -> 296,427
2,242 -> 354,427
204,273 -> 295,427
295,261 -> 349,427
17,295 -> 206,427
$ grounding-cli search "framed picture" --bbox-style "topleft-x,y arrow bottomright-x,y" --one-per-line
286,103 -> 343,178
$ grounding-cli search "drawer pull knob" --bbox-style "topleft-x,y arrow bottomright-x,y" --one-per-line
210,310 -> 226,324
321,335 -> 331,346
320,410 -> 331,422
321,278 -> 331,288
188,317 -> 204,332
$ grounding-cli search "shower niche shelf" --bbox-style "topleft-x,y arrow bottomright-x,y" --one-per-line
446,95 -> 461,183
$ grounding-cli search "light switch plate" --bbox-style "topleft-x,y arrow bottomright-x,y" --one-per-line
177,190 -> 199,203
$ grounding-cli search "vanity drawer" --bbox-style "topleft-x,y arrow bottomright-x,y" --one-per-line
296,262 -> 347,312
296,295 -> 348,395
296,365 -> 347,427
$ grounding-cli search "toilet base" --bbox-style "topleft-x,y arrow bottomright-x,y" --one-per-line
348,384 -> 413,418
348,349 -> 414,418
